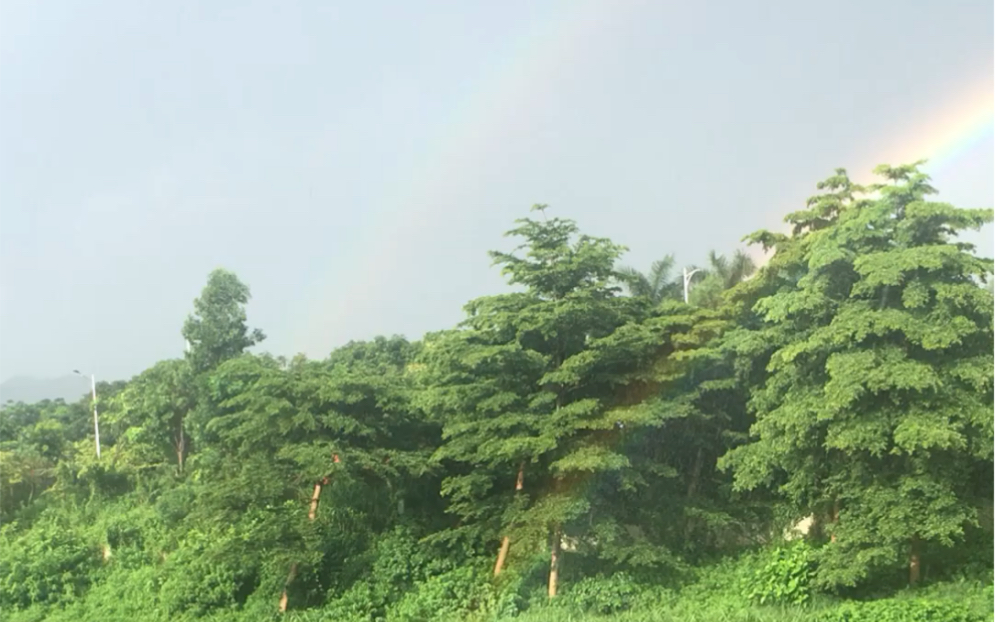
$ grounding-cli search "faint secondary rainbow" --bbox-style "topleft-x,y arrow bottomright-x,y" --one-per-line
296,0 -> 635,356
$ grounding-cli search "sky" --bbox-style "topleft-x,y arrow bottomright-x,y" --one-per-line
1,0 -> 992,383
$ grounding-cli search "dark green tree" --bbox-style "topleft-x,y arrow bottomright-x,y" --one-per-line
182,269 -> 265,375
421,205 -> 667,596
720,163 -> 994,588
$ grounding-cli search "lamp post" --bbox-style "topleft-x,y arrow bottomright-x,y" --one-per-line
683,267 -> 703,304
73,369 -> 100,458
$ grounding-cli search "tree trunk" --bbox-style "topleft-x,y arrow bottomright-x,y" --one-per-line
686,446 -> 703,498
548,524 -> 562,599
280,470 -> 332,612
878,285 -> 891,310
546,360 -> 564,600
494,462 -> 526,577
176,425 -> 185,474
909,536 -> 921,586
681,447 -> 705,543
308,482 -> 322,521
278,563 -> 298,613
493,538 -> 511,578
829,499 -> 839,543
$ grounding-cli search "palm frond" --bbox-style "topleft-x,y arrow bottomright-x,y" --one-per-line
616,266 -> 652,298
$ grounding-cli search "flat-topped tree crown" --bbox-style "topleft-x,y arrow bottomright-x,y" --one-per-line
488,204 -> 628,302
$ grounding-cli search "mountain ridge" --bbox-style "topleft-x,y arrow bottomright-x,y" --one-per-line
0,375 -> 92,405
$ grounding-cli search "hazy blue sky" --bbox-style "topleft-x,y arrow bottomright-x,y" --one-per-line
1,0 -> 992,382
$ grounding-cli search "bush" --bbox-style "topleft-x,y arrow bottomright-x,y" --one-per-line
742,540 -> 815,606
387,565 -> 504,622
818,597 -> 987,622
321,527 -> 471,621
0,518 -> 99,610
562,572 -> 643,615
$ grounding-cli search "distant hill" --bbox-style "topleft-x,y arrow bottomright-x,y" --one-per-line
0,375 -> 92,405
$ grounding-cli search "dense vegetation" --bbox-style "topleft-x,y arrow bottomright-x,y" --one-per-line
1,163 -> 992,622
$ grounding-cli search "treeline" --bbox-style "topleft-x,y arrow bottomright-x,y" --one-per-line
1,163 -> 992,621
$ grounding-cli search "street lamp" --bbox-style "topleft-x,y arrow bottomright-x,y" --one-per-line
683,267 -> 703,304
73,369 -> 100,458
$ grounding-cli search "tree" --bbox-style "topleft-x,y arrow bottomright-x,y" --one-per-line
422,205 -> 662,596
0,401 -> 68,518
108,359 -> 197,475
719,163 -> 994,588
190,339 -> 434,613
687,249 -> 757,308
617,255 -> 682,305
182,269 -> 265,375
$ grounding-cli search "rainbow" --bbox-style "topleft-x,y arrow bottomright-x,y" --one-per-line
882,84 -> 994,179
295,6 -> 993,355
296,0 -> 633,357
285,17 -> 991,567
751,84 -> 994,265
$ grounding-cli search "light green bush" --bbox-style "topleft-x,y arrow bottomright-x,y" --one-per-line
561,572 -> 644,614
742,540 -> 816,606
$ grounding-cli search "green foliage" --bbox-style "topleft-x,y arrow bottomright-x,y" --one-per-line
743,541 -> 815,606
387,565 -> 502,622
617,255 -> 682,305
721,164 -> 994,588
816,598 -> 985,622
0,166 -> 991,620
562,572 -> 644,614
0,517 -> 97,610
182,268 -> 265,375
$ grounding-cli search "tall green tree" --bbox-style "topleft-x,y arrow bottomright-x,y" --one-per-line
422,205 -> 663,596
182,269 -> 265,375
720,163 -> 994,588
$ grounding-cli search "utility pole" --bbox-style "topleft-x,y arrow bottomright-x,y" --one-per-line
683,267 -> 703,304
73,370 -> 100,458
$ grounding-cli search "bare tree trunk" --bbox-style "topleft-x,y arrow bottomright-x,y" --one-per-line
494,541 -> 512,578
278,563 -> 298,613
280,468 -> 335,612
308,482 -> 323,521
548,524 -> 562,599
909,535 -> 921,586
494,462 -> 525,577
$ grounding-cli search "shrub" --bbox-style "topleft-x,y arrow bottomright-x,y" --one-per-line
386,565 -> 503,622
321,527 -> 469,621
742,540 -> 815,606
818,597 -> 987,622
0,518 -> 98,610
562,572 -> 643,615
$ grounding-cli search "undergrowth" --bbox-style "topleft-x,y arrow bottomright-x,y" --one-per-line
4,529 -> 991,622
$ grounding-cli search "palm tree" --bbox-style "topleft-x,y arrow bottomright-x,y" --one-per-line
617,255 -> 682,305
688,250 -> 757,307
705,249 -> 757,289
